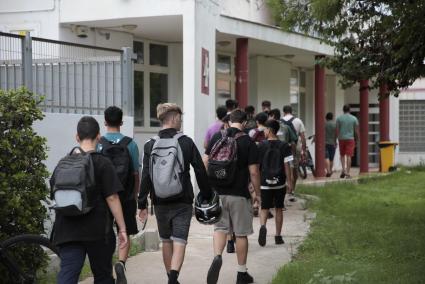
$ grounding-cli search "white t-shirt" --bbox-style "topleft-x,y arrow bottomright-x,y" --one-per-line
282,114 -> 305,135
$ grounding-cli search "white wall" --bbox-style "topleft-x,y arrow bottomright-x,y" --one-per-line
220,0 -> 273,25
34,113 -> 134,173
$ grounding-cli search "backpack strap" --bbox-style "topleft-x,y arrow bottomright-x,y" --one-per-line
288,116 -> 296,123
118,136 -> 133,146
99,136 -> 108,145
234,131 -> 247,139
69,147 -> 94,155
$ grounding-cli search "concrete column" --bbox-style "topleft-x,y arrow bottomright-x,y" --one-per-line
314,56 -> 326,178
359,79 -> 369,173
379,83 -> 390,141
235,38 -> 249,108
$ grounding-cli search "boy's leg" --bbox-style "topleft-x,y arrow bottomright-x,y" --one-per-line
117,199 -> 138,262
86,233 -> 116,284
275,208 -> 283,236
57,243 -> 86,284
162,241 -> 173,273
154,205 -> 173,274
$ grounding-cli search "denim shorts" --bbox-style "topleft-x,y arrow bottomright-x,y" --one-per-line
325,144 -> 336,161
154,203 -> 193,244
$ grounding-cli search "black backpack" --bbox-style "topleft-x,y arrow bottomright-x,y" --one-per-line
50,147 -> 97,216
208,130 -> 246,187
100,136 -> 134,200
281,117 -> 298,143
261,141 -> 285,186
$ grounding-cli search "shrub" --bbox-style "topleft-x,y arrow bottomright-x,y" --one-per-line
0,88 -> 49,280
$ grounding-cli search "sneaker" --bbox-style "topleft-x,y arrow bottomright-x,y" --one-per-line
289,193 -> 296,202
275,235 -> 284,245
345,174 -> 351,179
236,271 -> 254,284
258,225 -> 267,247
114,262 -> 127,284
227,240 -> 235,253
326,172 -> 332,177
207,255 -> 222,284
340,172 -> 346,178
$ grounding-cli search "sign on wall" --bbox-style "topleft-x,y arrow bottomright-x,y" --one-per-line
201,48 -> 209,95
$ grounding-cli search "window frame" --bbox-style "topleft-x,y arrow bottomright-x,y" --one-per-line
216,53 -> 236,107
133,39 -> 170,133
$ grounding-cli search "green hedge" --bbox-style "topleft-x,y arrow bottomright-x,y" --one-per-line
0,88 -> 49,280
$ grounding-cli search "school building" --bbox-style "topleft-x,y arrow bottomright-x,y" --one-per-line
0,0 -> 423,176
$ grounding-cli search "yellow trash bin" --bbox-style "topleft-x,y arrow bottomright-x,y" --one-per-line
378,141 -> 398,172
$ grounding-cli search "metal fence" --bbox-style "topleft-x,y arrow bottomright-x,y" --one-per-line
0,32 -> 133,115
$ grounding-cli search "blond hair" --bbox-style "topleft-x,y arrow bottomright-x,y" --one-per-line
157,103 -> 182,122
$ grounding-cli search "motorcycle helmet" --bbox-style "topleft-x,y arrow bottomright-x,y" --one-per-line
195,191 -> 222,225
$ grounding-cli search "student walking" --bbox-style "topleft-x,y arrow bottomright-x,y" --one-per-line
138,103 -> 213,284
261,100 -> 271,114
51,116 -> 128,284
281,105 -> 306,200
204,109 -> 261,284
244,105 -> 257,132
336,105 -> 359,179
98,106 -> 140,284
248,112 -> 268,144
225,99 -> 238,114
205,105 -> 228,149
325,112 -> 337,177
257,120 -> 293,247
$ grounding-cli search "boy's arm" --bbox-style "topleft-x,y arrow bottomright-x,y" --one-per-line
138,142 -> 152,210
191,141 -> 212,199
284,162 -> 292,193
248,164 -> 261,203
106,194 -> 128,248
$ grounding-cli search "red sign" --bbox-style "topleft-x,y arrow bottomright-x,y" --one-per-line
201,48 -> 209,95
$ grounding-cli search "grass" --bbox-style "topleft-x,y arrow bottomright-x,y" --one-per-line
272,167 -> 425,284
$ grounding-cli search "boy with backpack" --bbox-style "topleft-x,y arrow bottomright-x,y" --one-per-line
98,106 -> 140,284
138,103 -> 213,284
257,120 -> 293,247
204,109 -> 261,284
248,112 -> 268,144
51,116 -> 128,284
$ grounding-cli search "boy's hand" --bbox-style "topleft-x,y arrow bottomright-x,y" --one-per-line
138,208 -> 148,230
118,230 -> 128,249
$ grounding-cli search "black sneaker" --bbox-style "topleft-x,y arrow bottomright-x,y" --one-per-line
114,261 -> 127,284
258,225 -> 267,247
236,271 -> 254,284
275,235 -> 284,245
207,255 -> 222,284
227,240 -> 235,253
340,172 -> 346,178
267,211 -> 274,219
289,193 -> 296,202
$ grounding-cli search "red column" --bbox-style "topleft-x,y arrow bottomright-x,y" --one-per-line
314,56 -> 326,178
359,79 -> 369,173
379,84 -> 390,141
235,38 -> 249,108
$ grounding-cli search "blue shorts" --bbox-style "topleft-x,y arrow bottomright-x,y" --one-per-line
325,144 -> 336,161
154,203 -> 193,244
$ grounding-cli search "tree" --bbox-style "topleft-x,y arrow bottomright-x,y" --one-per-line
0,88 -> 49,280
267,0 -> 425,95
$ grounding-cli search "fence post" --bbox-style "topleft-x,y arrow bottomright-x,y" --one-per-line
22,32 -> 33,91
121,47 -> 134,116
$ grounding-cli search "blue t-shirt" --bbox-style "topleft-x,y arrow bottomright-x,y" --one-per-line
97,132 -> 140,172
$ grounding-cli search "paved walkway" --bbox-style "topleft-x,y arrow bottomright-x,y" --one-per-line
80,197 -> 312,284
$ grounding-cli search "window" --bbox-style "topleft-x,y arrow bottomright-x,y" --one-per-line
216,54 -> 234,106
134,71 -> 144,126
399,100 -> 425,152
150,73 -> 168,127
150,44 -> 168,67
133,41 -> 169,130
133,41 -> 144,64
290,69 -> 299,117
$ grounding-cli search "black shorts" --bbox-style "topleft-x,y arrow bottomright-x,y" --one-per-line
325,144 -> 336,161
116,199 -> 138,235
261,187 -> 286,209
154,203 -> 193,244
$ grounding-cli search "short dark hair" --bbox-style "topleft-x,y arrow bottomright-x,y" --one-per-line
104,106 -> 123,127
268,108 -> 281,120
216,106 -> 227,120
343,104 -> 350,113
77,116 -> 100,140
265,119 -> 280,135
255,112 -> 268,125
229,109 -> 247,124
244,105 -> 255,115
326,112 -> 334,120
225,99 -> 237,111
283,105 -> 292,114
261,100 -> 271,108
221,114 -> 230,126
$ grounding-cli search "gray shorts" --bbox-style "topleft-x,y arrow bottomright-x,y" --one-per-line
214,195 -> 253,237
154,203 -> 193,244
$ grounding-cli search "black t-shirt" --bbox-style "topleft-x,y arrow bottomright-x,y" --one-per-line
205,127 -> 259,198
52,153 -> 123,246
258,140 -> 293,188
138,128 -> 212,209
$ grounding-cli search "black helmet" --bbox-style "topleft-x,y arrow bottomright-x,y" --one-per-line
195,191 -> 222,225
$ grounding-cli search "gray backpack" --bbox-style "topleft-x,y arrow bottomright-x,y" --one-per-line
149,133 -> 185,200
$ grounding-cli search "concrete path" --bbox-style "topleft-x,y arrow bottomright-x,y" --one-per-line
80,197 -> 312,284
